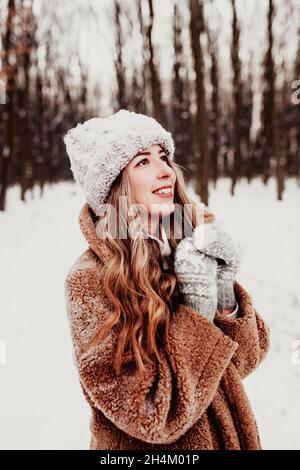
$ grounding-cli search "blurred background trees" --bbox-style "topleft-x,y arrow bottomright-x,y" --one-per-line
0,0 -> 300,211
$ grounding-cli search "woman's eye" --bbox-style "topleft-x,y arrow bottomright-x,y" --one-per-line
137,155 -> 168,167
137,158 -> 148,166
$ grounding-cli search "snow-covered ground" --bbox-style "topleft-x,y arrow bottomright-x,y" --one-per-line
0,177 -> 299,450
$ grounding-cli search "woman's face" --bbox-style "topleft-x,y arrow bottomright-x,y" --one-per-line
125,144 -> 176,231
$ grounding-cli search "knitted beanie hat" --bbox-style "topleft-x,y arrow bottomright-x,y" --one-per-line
63,109 -> 175,214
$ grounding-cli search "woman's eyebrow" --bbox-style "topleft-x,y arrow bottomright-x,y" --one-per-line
134,148 -> 166,158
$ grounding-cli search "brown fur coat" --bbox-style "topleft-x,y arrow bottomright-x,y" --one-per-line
64,203 -> 270,450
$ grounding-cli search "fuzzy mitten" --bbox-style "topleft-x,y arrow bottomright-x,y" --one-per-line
192,220 -> 242,311
174,236 -> 218,322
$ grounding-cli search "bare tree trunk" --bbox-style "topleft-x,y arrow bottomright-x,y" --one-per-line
189,0 -> 209,205
146,0 -> 166,125
230,0 -> 242,196
244,66 -> 254,183
294,27 -> 300,185
36,72 -> 46,194
114,0 -> 128,109
135,0 -> 148,115
275,72 -> 288,201
20,0 -> 34,201
276,89 -> 285,200
261,0 -> 276,186
0,0 -> 16,211
170,2 -> 193,171
40,37 -> 53,190
208,30 -> 220,187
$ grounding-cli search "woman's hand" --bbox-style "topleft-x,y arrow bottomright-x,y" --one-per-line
174,236 -> 218,322
192,220 -> 242,311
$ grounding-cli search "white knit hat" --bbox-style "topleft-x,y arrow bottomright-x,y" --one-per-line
63,109 -> 175,214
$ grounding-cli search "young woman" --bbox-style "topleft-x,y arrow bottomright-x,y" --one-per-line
63,109 -> 270,450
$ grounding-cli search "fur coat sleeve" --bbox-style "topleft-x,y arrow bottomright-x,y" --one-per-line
64,259 -> 240,445
214,281 -> 270,380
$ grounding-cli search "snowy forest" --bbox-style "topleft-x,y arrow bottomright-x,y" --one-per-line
0,0 -> 300,210
0,0 -> 300,452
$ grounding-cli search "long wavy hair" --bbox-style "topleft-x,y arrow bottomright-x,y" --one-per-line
88,154 -> 214,376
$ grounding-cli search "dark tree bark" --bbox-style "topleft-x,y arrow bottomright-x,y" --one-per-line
146,0 -> 166,126
230,0 -> 242,196
0,0 -> 16,211
113,0 -> 128,110
170,2 -> 193,173
261,0 -> 277,188
189,0 -> 209,205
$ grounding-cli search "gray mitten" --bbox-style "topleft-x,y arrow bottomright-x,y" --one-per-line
174,236 -> 218,322
192,220 -> 242,310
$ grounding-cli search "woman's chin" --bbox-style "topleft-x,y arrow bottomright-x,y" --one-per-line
150,202 -> 175,218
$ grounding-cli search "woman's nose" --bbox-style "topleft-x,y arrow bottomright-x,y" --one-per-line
155,158 -> 173,177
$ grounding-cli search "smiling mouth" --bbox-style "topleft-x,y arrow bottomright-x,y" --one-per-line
153,192 -> 173,199
152,187 -> 173,196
